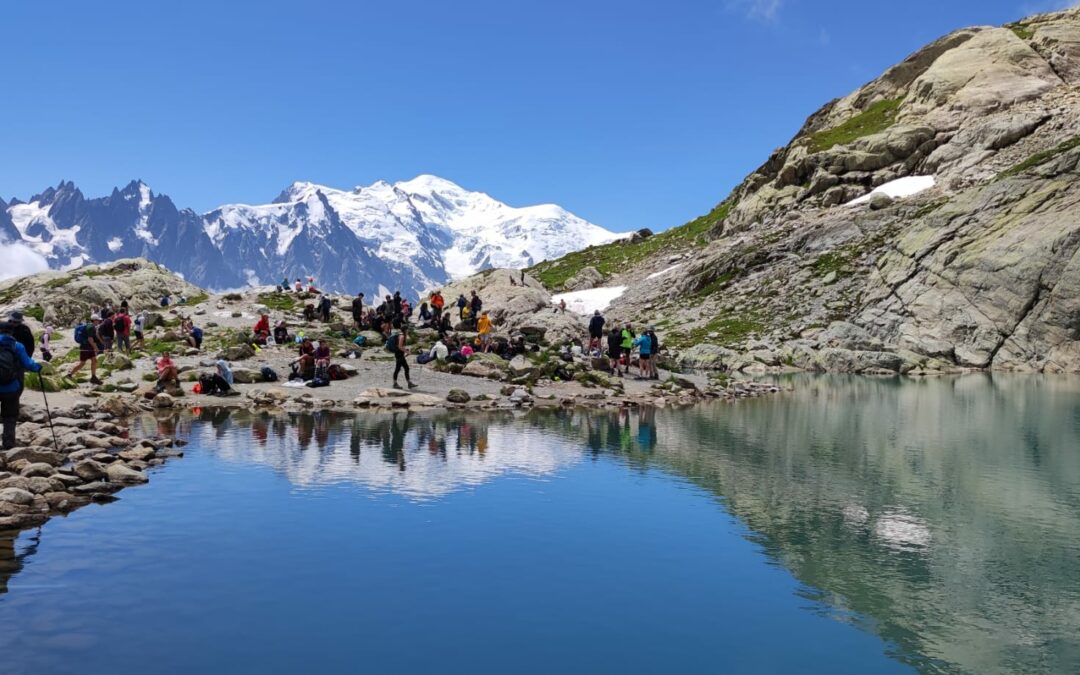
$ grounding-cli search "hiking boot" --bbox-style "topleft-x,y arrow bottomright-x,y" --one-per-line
90,376 -> 103,386
392,381 -> 402,390
408,381 -> 418,389
2,420 -> 15,450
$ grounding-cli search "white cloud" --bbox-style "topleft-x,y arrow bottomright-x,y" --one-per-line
0,239 -> 50,281
726,0 -> 782,21
1020,0 -> 1080,14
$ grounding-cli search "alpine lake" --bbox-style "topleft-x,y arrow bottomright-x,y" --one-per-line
2,374 -> 1078,674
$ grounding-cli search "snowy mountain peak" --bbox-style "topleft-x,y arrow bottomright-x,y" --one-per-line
4,175 -> 622,294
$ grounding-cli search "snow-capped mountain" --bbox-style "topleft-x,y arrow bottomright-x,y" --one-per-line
2,176 -> 620,294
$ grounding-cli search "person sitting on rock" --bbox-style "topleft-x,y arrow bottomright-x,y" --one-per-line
0,319 -> 44,450
419,338 -> 449,364
314,341 -> 331,368
303,304 -> 316,322
155,351 -> 179,393
200,360 -> 233,395
273,320 -> 289,345
418,302 -> 433,325
183,319 -> 203,350
438,312 -> 453,338
290,350 -> 315,381
294,278 -> 303,293
253,312 -> 271,344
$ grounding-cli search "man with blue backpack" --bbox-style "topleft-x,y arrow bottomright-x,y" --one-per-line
0,320 -> 44,449
67,315 -> 103,386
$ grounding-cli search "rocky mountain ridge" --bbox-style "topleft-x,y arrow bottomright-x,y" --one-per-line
2,175 -> 619,296
528,8 -> 1080,374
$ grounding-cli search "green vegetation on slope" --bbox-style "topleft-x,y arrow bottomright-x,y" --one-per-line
805,98 -> 903,154
257,292 -> 299,311
666,312 -> 765,350
528,200 -> 734,291
998,135 -> 1080,179
1007,22 -> 1035,40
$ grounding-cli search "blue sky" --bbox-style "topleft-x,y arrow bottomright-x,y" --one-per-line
0,0 -> 1072,233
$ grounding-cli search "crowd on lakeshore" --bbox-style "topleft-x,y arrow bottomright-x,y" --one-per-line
0,273 -> 664,450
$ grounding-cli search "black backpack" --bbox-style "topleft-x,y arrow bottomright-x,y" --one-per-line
260,366 -> 279,382
0,342 -> 22,386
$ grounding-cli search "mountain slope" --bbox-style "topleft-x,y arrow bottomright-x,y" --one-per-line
530,8 -> 1080,373
3,175 -> 619,295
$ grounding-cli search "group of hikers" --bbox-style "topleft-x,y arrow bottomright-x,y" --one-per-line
588,310 -> 662,379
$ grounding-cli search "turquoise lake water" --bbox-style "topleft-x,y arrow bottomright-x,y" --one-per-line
2,374 -> 1078,674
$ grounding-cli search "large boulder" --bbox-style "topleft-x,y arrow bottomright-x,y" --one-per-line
217,344 -> 256,361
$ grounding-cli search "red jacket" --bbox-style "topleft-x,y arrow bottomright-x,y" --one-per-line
254,316 -> 270,334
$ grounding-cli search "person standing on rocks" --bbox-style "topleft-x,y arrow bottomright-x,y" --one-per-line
113,308 -> 132,353
589,310 -> 605,352
477,310 -> 493,352
470,291 -> 482,319
456,293 -> 467,320
351,292 -> 365,330
607,327 -> 623,376
97,307 -> 115,352
430,291 -> 444,320
389,318 -> 417,389
7,311 -> 35,358
0,320 -> 43,450
646,326 -> 660,380
632,331 -> 653,380
68,315 -> 103,386
620,323 -> 635,375
132,311 -> 146,351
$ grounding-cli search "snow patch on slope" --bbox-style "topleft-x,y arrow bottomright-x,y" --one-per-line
847,176 -> 936,206
552,286 -> 627,315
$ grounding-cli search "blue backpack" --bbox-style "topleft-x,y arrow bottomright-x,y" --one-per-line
353,335 -> 366,347
74,323 -> 89,346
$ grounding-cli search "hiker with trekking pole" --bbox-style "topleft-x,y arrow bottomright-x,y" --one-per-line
0,320 -> 45,450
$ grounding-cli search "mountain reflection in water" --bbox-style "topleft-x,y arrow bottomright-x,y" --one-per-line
4,374 -> 1079,674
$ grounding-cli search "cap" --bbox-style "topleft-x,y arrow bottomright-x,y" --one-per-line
90,314 -> 102,321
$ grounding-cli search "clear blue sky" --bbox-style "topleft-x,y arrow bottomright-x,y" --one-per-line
0,0 -> 1070,232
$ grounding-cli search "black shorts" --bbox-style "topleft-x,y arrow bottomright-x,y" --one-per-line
134,331 -> 144,340
79,347 -> 96,362
639,353 -> 651,361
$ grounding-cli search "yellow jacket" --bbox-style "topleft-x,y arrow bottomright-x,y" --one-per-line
477,315 -> 492,334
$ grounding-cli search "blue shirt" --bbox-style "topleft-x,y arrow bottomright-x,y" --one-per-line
0,334 -> 42,393
632,335 -> 652,356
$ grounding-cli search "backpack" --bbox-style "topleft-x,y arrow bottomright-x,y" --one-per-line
352,335 -> 366,347
113,314 -> 125,334
74,323 -> 89,346
260,366 -> 279,382
328,364 -> 347,380
385,331 -> 400,353
0,342 -> 20,386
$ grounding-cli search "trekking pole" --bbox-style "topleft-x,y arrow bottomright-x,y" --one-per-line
39,384 -> 61,451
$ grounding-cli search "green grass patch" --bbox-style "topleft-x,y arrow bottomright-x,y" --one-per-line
43,276 -> 73,289
22,305 -> 45,321
812,250 -> 854,277
668,314 -> 765,349
180,292 -> 209,306
257,292 -> 299,311
139,338 -> 180,355
528,199 -> 735,291
805,98 -> 903,154
693,269 -> 739,299
1008,23 -> 1034,40
997,135 -> 1080,179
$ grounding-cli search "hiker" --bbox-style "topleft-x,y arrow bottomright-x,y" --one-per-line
307,276 -> 319,293
155,351 -> 180,392
632,331 -> 653,379
470,290 -> 482,318
132,311 -> 146,350
387,318 -> 416,389
555,298 -> 567,314
113,309 -> 132,353
7,311 -> 34,357
295,278 -> 303,293
477,310 -> 493,352
184,319 -> 204,350
418,302 -> 433,325
0,321 -> 43,450
200,360 -> 233,395
68,316 -> 103,385
456,293 -> 467,320
430,291 -> 444,319
509,275 -> 517,287
314,340 -> 331,368
160,294 -> 170,307
645,326 -> 661,380
391,291 -> 402,317
319,293 -> 332,322
589,310 -> 605,353
290,351 -> 315,381
428,338 -> 449,363
39,325 -> 53,362
280,276 -> 290,292
607,327 -> 623,377
620,323 -> 635,375
97,307 -> 115,351
438,312 -> 453,338
351,293 -> 365,329
253,313 -> 271,343
273,320 -> 290,345
461,305 -> 474,330
520,270 -> 526,285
